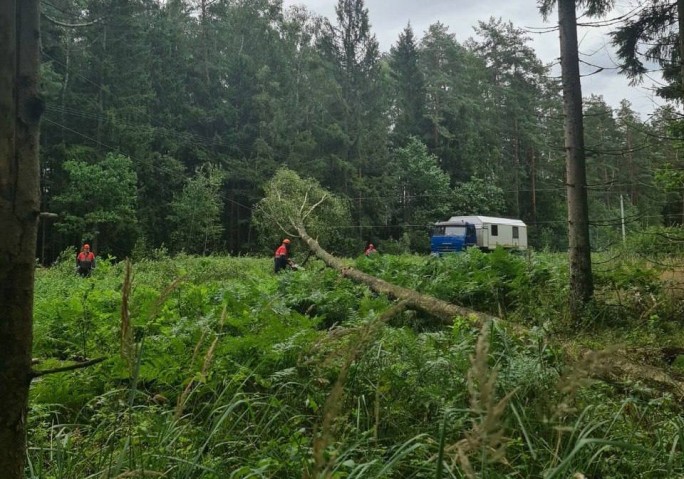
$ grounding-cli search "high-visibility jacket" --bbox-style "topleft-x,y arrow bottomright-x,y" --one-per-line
77,251 -> 95,264
274,244 -> 287,258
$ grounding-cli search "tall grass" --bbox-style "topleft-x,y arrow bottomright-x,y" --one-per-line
26,251 -> 684,478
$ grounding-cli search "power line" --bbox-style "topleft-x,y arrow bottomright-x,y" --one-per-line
42,117 -> 185,178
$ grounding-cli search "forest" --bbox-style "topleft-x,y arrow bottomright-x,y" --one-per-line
34,0 -> 684,259
1,0 -> 684,478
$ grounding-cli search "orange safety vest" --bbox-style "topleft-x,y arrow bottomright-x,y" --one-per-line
78,251 -> 95,263
274,244 -> 287,258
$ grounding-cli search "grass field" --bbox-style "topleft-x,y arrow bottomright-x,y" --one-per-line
26,248 -> 684,478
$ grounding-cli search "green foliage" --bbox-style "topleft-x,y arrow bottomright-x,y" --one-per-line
356,248 -> 560,321
388,24 -> 425,144
52,152 -> 138,255
252,167 -> 352,250
27,251 -> 684,478
168,164 -> 225,255
626,226 -> 684,256
387,138 -> 454,250
452,177 -> 506,216
27,0 -> 684,472
36,0 -> 680,259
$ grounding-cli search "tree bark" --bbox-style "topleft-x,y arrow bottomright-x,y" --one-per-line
558,0 -> 593,321
292,224 -> 684,399
678,0 -> 684,100
530,148 -> 537,225
0,0 -> 42,476
294,226 -> 500,328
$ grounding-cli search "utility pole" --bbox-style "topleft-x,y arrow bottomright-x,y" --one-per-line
620,194 -> 626,244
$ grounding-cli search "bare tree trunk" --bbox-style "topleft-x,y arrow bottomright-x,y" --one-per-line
679,0 -> 684,100
625,127 -> 636,204
0,0 -> 42,477
97,24 -> 107,149
294,226 -> 499,328
679,0 -> 684,225
291,224 -> 684,398
530,148 -> 537,225
513,119 -> 521,217
60,30 -> 71,144
558,0 -> 593,321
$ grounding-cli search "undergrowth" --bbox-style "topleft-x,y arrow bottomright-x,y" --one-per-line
27,248 -> 684,478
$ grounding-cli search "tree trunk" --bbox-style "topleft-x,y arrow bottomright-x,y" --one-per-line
0,1 -> 42,477
291,224 -> 684,399
294,226 -> 499,328
530,148 -> 537,225
513,119 -> 521,217
558,0 -> 593,321
679,0 -> 684,100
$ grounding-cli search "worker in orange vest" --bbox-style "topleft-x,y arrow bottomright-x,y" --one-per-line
364,241 -> 377,256
274,238 -> 291,273
76,243 -> 96,277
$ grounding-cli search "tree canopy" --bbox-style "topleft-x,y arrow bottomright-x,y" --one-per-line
33,0 -> 684,259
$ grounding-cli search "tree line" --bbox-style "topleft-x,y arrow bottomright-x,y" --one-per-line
4,0 -> 684,476
37,0 -> 684,260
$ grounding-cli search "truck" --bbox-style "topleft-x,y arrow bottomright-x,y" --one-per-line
430,215 -> 527,254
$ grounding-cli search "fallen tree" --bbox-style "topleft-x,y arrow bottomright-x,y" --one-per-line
253,168 -> 684,399
253,168 -> 498,327
297,227 -> 497,327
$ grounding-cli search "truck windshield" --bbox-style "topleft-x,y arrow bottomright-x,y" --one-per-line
432,225 -> 466,236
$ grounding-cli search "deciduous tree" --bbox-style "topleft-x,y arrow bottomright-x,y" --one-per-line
52,153 -> 138,255
168,164 -> 225,254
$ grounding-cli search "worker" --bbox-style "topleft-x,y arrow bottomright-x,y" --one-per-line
274,238 -> 291,273
76,243 -> 96,277
364,241 -> 377,256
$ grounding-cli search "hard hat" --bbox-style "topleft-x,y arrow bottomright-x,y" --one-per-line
83,243 -> 90,249
283,238 -> 291,244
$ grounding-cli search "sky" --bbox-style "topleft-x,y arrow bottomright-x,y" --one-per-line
281,0 -> 666,119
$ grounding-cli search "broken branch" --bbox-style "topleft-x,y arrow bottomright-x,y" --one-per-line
30,357 -> 106,379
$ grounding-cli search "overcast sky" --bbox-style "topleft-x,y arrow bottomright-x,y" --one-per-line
282,0 -> 665,119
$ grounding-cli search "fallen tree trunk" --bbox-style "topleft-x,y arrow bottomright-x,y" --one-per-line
256,169 -> 684,400
294,228 -> 684,400
570,348 -> 684,398
296,227 -> 498,328
598,354 -> 684,397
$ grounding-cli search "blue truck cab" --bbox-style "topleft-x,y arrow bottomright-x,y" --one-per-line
430,220 -> 477,254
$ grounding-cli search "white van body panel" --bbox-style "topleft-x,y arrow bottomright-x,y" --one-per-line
446,216 -> 527,250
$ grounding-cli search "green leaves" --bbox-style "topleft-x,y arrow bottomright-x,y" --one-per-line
252,167 -> 352,248
168,164 -> 225,255
452,177 -> 506,216
53,153 -> 138,250
27,250 -> 684,478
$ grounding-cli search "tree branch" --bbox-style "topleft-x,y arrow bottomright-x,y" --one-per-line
302,193 -> 328,221
272,216 -> 299,238
30,357 -> 106,379
299,186 -> 312,217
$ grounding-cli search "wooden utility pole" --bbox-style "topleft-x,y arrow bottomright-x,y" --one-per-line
679,0 -> 684,100
558,0 -> 593,320
0,0 -> 42,476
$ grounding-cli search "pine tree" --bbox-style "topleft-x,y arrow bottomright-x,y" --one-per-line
388,23 -> 426,146
0,1 -> 42,476
539,0 -> 614,320
470,18 -> 553,219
